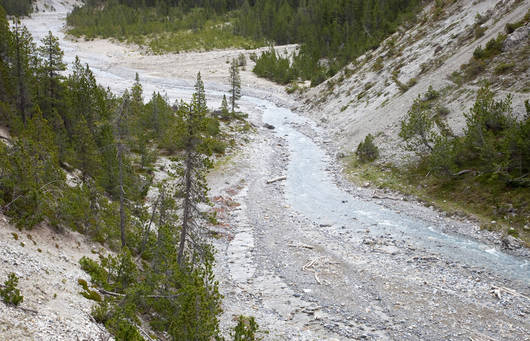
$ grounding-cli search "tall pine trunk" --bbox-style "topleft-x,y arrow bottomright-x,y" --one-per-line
177,130 -> 193,266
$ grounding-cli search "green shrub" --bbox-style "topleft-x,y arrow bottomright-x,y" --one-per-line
474,25 -> 486,39
473,34 -> 505,60
428,135 -> 458,176
253,47 -> 297,85
232,315 -> 259,341
461,58 -> 486,81
356,134 -> 380,163
78,278 -> 89,291
209,139 -> 227,155
399,97 -> 436,152
91,300 -> 110,324
424,85 -> 440,101
1,273 -> 24,306
81,289 -> 102,302
505,9 -> 530,34
372,57 -> 384,72
494,62 -> 515,75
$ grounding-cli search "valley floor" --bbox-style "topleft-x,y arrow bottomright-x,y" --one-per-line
1,1 -> 527,340
207,101 -> 529,340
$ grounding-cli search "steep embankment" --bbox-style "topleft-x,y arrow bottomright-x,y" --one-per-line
0,215 -> 112,340
299,0 -> 529,160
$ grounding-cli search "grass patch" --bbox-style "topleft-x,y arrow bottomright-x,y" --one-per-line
146,27 -> 263,54
344,157 -> 529,245
67,5 -> 264,53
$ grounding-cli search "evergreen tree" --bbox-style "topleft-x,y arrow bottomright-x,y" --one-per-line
116,91 -> 130,248
229,58 -> 241,113
176,74 -> 212,266
194,71 -> 207,112
220,94 -> 229,115
12,19 -> 35,124
37,31 -> 66,114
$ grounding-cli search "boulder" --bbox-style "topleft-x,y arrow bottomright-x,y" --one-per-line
503,24 -> 529,51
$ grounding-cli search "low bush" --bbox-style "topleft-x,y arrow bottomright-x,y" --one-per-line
494,62 -> 515,75
1,273 -> 23,306
356,134 -> 380,163
473,34 -> 505,60
232,315 -> 259,341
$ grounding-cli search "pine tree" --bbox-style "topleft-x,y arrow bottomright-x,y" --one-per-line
220,94 -> 229,116
37,31 -> 66,114
229,58 -> 241,113
12,19 -> 35,124
116,91 -> 130,248
194,71 -> 207,112
176,74 -> 212,267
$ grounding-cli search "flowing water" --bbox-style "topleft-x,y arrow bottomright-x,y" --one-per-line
255,98 -> 529,284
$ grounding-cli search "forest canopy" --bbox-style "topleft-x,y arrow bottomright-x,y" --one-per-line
0,0 -> 34,16
67,0 -> 422,83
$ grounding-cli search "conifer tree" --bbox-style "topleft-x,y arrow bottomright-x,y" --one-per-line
12,19 -> 35,124
0,6 -> 12,107
176,73 -> 212,267
38,31 -> 66,114
116,91 -> 130,248
194,71 -> 207,112
229,58 -> 241,113
221,94 -> 229,115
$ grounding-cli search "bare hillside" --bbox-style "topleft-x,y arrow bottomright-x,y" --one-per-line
298,0 -> 529,162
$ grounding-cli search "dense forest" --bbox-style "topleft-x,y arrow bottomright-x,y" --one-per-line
67,0 -> 422,84
241,0 -> 421,84
0,5 -> 257,339
0,0 -> 34,16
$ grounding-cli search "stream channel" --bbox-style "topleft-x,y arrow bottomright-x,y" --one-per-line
22,4 -> 529,291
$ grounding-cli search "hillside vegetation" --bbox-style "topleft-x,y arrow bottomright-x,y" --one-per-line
0,0 -> 34,16
0,4 -> 257,339
67,0 -> 421,84
300,0 -> 530,242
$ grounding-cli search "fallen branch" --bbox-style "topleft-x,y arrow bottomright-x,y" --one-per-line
288,242 -> 314,249
314,272 -> 321,285
372,194 -> 401,201
266,176 -> 287,184
491,286 -> 530,301
19,306 -> 38,314
452,169 -> 473,176
302,257 -> 324,271
98,288 -> 182,299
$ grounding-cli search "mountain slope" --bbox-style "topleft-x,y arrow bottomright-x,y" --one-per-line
299,0 -> 529,161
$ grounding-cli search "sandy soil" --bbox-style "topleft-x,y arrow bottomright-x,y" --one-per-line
0,215 -> 111,340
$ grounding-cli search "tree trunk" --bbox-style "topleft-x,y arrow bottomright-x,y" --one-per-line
14,22 -> 26,124
118,141 -> 126,248
231,81 -> 235,113
177,142 -> 193,267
